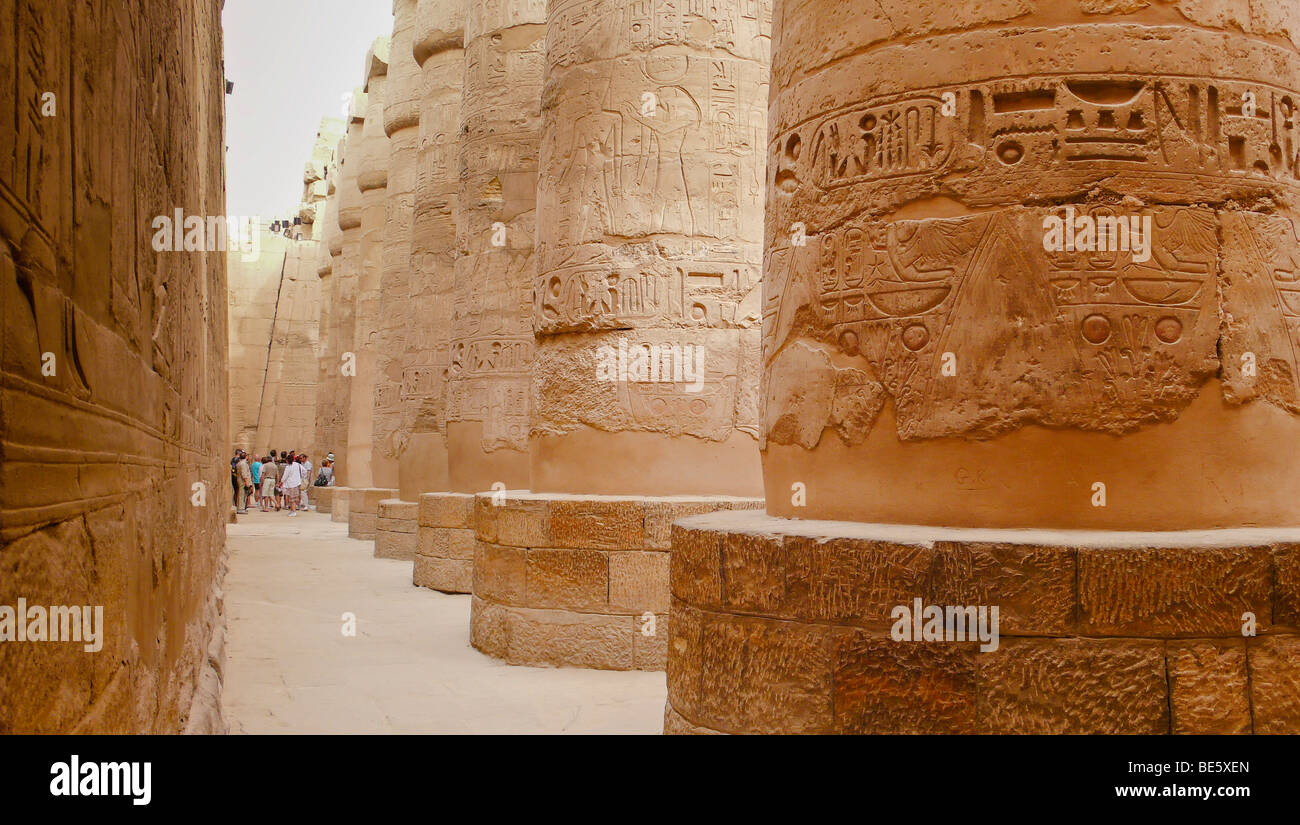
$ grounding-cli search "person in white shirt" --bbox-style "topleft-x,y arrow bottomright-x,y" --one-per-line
299,454 -> 313,510
280,457 -> 304,516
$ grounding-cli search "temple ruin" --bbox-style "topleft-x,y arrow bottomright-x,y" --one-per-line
3,0 -> 1298,737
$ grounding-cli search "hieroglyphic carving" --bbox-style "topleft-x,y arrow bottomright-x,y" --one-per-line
765,206 -> 1225,442
533,0 -> 769,445
446,0 -> 544,455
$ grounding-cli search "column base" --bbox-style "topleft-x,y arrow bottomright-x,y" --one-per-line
312,486 -> 337,515
666,511 -> 1300,734
347,488 -> 397,541
416,492 -> 476,594
469,492 -> 764,671
330,487 -> 351,523
375,499 -> 418,560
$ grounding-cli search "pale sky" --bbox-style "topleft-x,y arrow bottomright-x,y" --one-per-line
222,0 -> 394,220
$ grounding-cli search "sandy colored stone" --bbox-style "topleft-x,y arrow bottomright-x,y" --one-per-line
634,613 -> 669,671
443,0 -> 542,489
548,499 -> 647,551
1078,546 -> 1272,636
609,551 -> 671,614
413,555 -> 473,594
1167,641 -> 1252,735
833,629 -> 978,734
698,613 -> 833,734
474,541 -> 526,605
1248,635 -> 1300,733
503,608 -> 636,671
419,491 -> 475,528
529,0 -> 769,496
419,525 -> 475,561
1275,544 -> 1300,627
663,706 -> 719,735
669,524 -> 724,610
762,0 -> 1300,530
977,638 -> 1169,734
331,487 -> 352,523
0,0 -> 227,733
524,548 -> 609,612
345,38 -> 391,489
375,529 -> 418,561
929,541 -> 1076,636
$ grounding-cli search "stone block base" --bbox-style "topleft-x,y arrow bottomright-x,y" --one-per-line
666,511 -> 1300,734
313,486 -> 337,515
415,492 -> 476,593
330,487 -> 351,523
469,492 -> 763,671
376,499 -> 419,560
347,488 -> 397,541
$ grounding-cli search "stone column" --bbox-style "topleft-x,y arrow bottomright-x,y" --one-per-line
345,39 -> 391,491
467,0 -> 770,672
402,0 -> 464,501
333,93 -> 367,491
666,0 -> 1300,734
411,0 -> 474,593
374,0 -> 421,494
346,41 -> 400,536
530,0 -> 768,498
314,128 -> 344,508
444,0 -> 543,494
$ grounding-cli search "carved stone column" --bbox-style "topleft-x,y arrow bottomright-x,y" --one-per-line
411,0 -> 475,594
444,0 -> 543,494
666,0 -> 1300,734
467,0 -> 771,672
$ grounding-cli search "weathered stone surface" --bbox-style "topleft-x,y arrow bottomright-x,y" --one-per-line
414,555 -> 473,594
330,487 -> 352,523
313,486 -> 337,515
1078,547 -> 1272,636
525,548 -> 608,612
833,629 -> 977,734
1167,641 -> 1252,735
977,638 -> 1169,734
1249,635 -> 1300,733
1276,544 -> 1300,628
0,0 -> 228,733
474,541 -> 527,605
376,499 -> 419,560
929,541 -> 1075,636
609,551 -> 670,614
669,511 -> 1300,733
418,491 -> 474,528
698,613 -> 833,734
470,494 -> 758,670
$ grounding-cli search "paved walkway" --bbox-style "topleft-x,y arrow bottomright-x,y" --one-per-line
222,508 -> 667,734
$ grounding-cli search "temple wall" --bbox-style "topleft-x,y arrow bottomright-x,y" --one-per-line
0,0 -> 229,732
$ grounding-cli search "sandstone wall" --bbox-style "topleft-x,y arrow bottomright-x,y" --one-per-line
446,0 -> 546,492
530,0 -> 769,497
228,228 -> 293,449
250,239 -> 322,457
0,0 -> 229,732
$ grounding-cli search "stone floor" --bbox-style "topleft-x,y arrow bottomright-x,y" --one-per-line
222,507 -> 667,734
